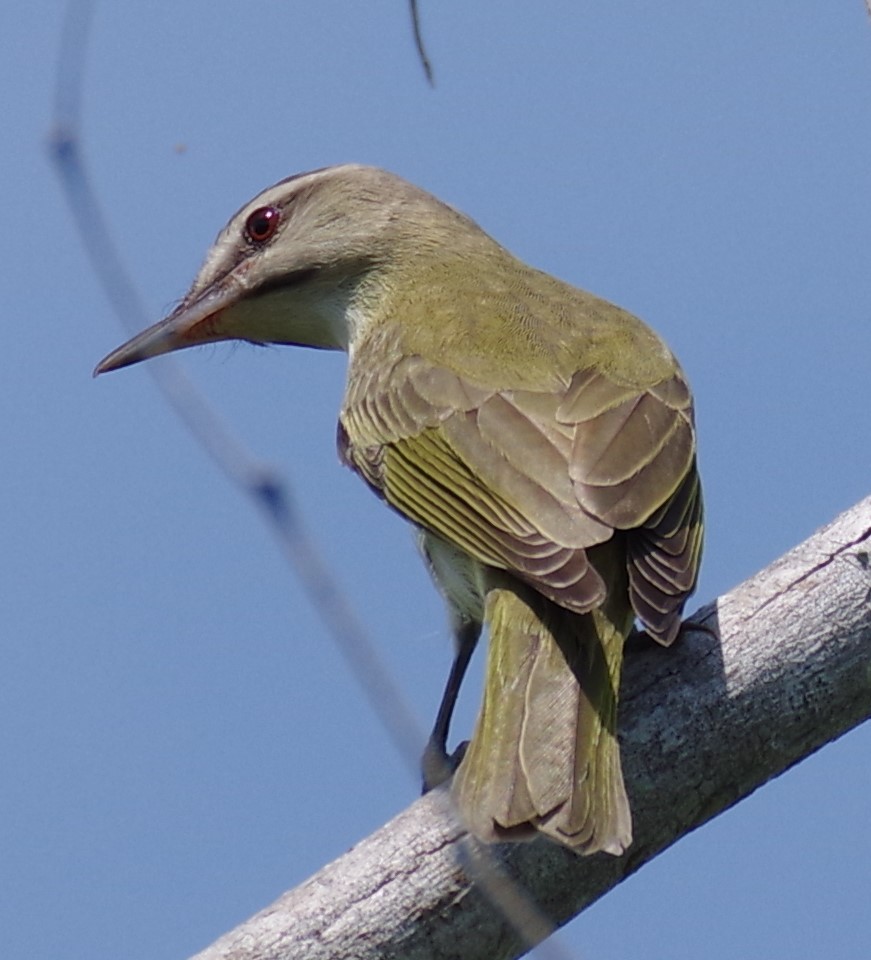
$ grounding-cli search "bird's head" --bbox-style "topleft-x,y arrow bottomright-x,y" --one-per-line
95,164 -> 477,374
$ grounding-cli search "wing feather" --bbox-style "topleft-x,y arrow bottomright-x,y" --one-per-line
627,465 -> 704,644
339,353 -> 702,635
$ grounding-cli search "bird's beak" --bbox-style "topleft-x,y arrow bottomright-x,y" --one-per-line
94,283 -> 239,376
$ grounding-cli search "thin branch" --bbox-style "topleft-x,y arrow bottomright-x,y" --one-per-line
188,495 -> 871,960
409,0 -> 434,85
48,0 -> 426,775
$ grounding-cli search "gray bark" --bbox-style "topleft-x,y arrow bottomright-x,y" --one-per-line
190,495 -> 871,960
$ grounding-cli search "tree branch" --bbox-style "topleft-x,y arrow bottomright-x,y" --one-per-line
190,495 -> 871,960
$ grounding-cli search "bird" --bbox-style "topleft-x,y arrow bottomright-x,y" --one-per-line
95,164 -> 703,856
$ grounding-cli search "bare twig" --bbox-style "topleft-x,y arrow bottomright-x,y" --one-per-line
410,0 -> 435,85
48,0 -> 424,775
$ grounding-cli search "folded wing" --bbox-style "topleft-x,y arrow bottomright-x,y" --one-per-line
339,355 -> 702,639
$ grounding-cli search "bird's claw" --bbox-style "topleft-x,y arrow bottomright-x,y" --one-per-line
420,737 -> 469,794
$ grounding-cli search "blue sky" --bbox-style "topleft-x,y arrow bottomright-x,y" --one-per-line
3,2 -> 871,958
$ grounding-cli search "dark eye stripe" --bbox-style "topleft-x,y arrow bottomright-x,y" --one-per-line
251,267 -> 320,297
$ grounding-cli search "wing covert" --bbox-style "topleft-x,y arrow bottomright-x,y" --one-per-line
339,355 -> 701,630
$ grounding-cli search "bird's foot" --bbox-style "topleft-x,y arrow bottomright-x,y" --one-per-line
627,617 -> 719,651
420,737 -> 468,794
678,616 -> 719,642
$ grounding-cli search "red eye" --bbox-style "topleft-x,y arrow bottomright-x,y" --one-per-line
245,205 -> 280,243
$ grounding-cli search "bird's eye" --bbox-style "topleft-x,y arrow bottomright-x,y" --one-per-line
245,206 -> 281,243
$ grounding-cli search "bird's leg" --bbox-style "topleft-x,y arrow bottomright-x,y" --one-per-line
416,529 -> 485,792
421,619 -> 480,793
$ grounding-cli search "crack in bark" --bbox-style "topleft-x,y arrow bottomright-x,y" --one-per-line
756,525 -> 871,613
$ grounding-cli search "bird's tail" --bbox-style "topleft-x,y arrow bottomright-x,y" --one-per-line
451,569 -> 633,856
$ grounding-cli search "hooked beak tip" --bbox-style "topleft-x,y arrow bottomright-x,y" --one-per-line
93,356 -> 116,377
93,345 -> 149,377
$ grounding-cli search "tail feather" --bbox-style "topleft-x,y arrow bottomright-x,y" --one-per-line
452,575 -> 633,855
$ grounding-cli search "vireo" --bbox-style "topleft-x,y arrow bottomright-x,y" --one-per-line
96,165 -> 703,855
